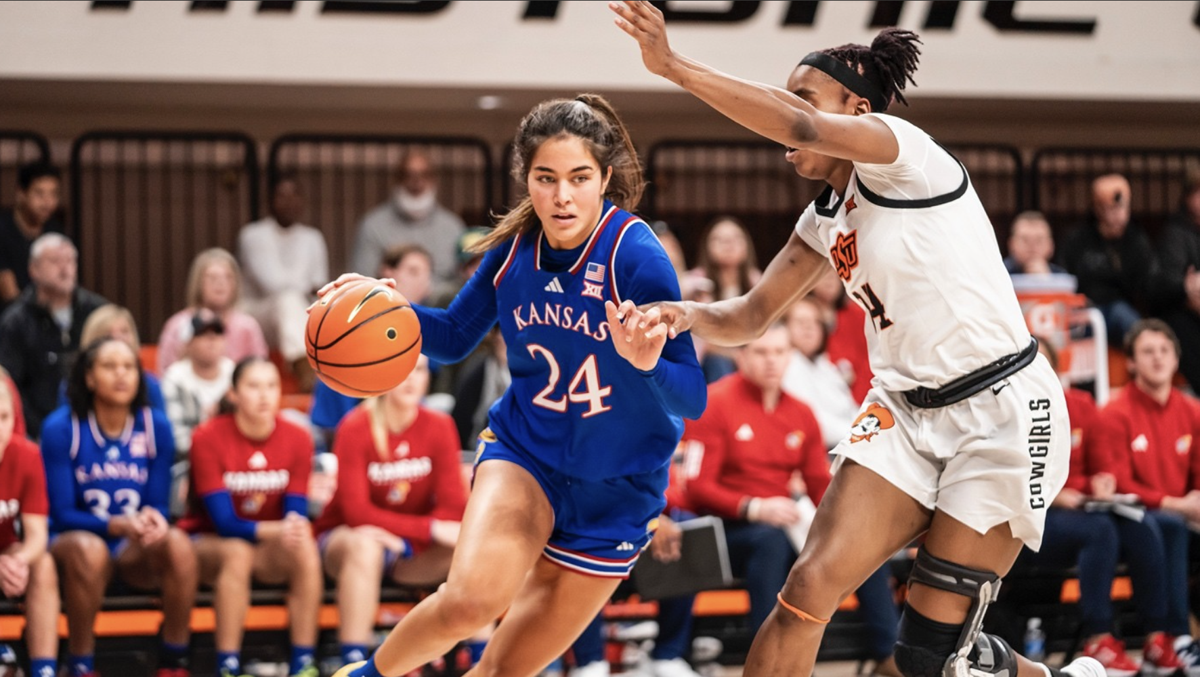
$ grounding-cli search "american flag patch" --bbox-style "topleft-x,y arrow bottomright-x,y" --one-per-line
585,262 -> 606,282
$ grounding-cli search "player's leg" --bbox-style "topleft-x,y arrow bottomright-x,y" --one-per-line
252,526 -> 322,674
117,528 -> 199,651
365,459 -> 555,676
897,511 -> 1101,677
25,550 -> 60,675
196,535 -> 255,666
463,557 -> 622,677
50,531 -> 114,663
743,461 -> 932,677
323,526 -> 385,664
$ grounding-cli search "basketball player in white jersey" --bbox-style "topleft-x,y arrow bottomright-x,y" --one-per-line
610,4 -> 1103,677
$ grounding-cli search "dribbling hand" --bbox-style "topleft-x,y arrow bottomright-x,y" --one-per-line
610,1 -> 676,78
309,274 -> 396,313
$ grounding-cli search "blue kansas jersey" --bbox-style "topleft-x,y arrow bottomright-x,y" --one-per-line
41,406 -> 175,539
414,202 -> 706,479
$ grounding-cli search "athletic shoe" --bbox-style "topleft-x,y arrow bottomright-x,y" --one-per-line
568,661 -> 612,677
650,658 -> 701,677
218,669 -> 253,677
1143,632 -> 1184,676
1061,656 -> 1109,677
290,665 -> 321,677
1082,635 -> 1140,677
1173,636 -> 1200,677
330,662 -> 366,677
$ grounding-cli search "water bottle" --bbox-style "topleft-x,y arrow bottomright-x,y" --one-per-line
1023,617 -> 1046,662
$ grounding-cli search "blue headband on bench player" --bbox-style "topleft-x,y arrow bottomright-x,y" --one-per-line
799,52 -> 889,113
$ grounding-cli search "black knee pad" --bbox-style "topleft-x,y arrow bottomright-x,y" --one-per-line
895,604 -> 961,677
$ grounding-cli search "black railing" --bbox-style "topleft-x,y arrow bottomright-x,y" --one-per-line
0,130 -> 52,209
268,134 -> 494,275
947,144 -> 1025,248
1032,147 -> 1200,240
70,131 -> 259,338
645,140 -> 825,264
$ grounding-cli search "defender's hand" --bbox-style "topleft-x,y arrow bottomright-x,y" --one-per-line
610,1 -> 677,79
606,300 -> 669,372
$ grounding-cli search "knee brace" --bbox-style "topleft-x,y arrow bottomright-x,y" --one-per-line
896,547 -> 1014,677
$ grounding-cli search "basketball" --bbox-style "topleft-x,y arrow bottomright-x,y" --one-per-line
306,280 -> 422,397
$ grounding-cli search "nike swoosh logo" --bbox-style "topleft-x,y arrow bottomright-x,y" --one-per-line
347,286 -> 394,323
991,381 -> 1009,396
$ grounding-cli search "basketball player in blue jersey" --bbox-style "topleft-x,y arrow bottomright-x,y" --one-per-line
611,4 -> 1108,677
41,338 -> 197,677
324,94 -> 705,677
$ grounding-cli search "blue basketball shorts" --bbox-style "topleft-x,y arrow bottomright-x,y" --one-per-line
475,433 -> 667,578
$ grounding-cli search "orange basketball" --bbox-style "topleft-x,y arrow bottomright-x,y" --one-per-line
306,280 -> 422,397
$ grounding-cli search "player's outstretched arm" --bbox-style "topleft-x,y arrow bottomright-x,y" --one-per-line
641,232 -> 828,347
609,0 -> 897,164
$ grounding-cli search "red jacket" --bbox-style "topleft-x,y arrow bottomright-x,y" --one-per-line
1062,388 -> 1111,493
682,373 -> 829,520
1098,384 -> 1200,509
314,406 -> 466,551
827,302 -> 874,404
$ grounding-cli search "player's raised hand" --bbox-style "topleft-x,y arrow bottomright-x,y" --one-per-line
609,1 -> 676,78
310,274 -> 396,312
606,299 -> 669,371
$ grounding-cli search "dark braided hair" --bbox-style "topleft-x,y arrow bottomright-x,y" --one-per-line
822,28 -> 922,109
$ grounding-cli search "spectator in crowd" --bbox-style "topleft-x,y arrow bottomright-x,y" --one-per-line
0,162 -> 64,307
315,355 -> 468,670
157,248 -> 268,374
1152,171 -> 1200,390
238,174 -> 329,393
1022,339 -> 1182,676
1099,320 -> 1199,667
649,220 -> 691,295
0,233 -> 106,438
687,216 -> 761,382
184,357 -> 321,677
1059,174 -> 1160,344
0,382 -> 59,677
42,338 -> 197,677
683,325 -> 901,676
382,243 -> 434,306
807,268 -> 873,404
0,366 -> 26,441
450,328 -> 508,447
161,311 -> 234,458
1004,211 -> 1068,276
77,303 -> 166,411
350,150 -> 466,286
430,227 -> 491,311
781,297 -> 860,449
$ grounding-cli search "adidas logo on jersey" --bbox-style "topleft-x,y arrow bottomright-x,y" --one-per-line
249,451 -> 268,469
543,278 -> 565,293
735,424 -> 754,441
616,541 -> 635,552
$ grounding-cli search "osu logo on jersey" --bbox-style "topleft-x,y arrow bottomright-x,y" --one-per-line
850,403 -> 895,443
830,230 -> 859,282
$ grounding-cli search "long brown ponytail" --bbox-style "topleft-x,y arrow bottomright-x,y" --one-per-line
472,93 -> 645,253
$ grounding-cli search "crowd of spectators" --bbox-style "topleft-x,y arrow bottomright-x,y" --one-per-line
0,157 -> 1199,677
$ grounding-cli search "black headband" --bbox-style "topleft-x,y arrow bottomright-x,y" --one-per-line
799,52 -> 888,113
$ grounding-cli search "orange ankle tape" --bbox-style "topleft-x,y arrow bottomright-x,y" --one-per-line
776,593 -> 831,624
